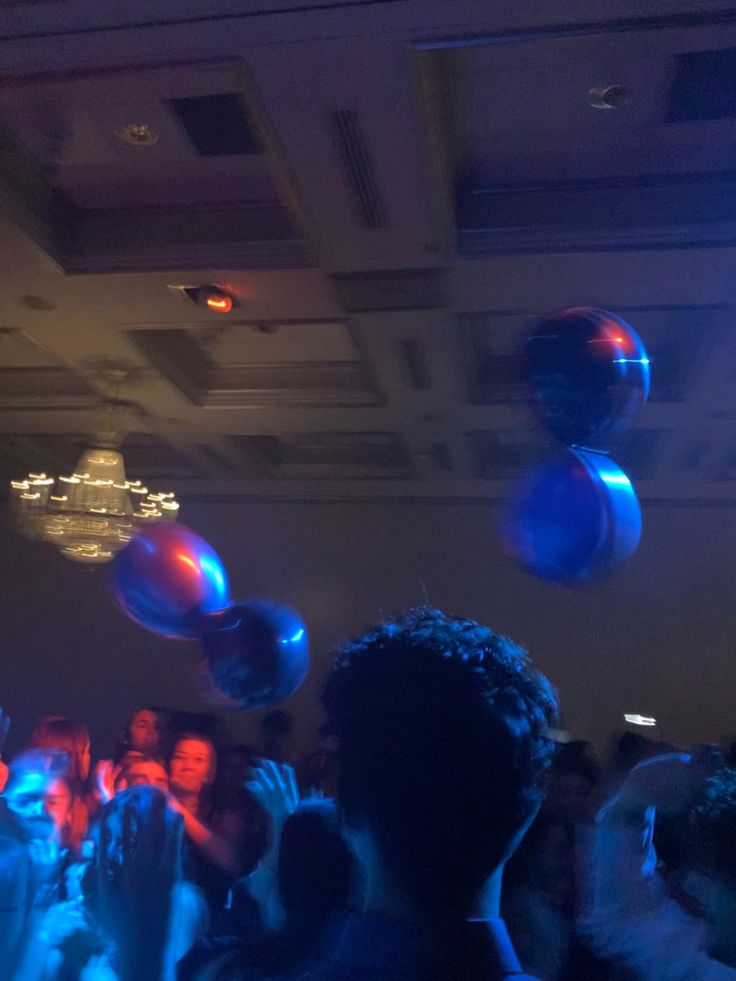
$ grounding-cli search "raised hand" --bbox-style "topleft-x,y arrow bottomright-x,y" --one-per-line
37,899 -> 90,948
245,759 -> 299,841
243,760 -> 299,926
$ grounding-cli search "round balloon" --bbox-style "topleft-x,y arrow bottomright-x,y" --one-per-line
113,522 -> 230,639
526,307 -> 650,447
202,600 -> 309,710
499,448 -> 641,585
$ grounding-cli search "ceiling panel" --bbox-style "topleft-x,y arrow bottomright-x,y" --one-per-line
0,62 -> 308,271
453,31 -> 736,185
231,432 -> 415,480
127,320 -> 381,408
189,321 -> 360,365
333,269 -> 446,312
0,329 -> 61,369
416,20 -> 736,251
0,66 -> 271,206
0,8 -> 733,504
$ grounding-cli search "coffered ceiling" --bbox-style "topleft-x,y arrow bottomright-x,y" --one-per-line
0,0 -> 735,506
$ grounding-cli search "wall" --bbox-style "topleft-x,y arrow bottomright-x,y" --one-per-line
0,499 -> 733,760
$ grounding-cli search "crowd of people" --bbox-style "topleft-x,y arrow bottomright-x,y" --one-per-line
0,607 -> 735,980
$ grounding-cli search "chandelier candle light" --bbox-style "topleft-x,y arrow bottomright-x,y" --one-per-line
10,446 -> 179,564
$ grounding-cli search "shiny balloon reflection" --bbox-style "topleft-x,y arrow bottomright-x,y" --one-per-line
526,307 -> 650,448
202,600 -> 309,710
113,522 -> 230,639
500,448 -> 642,585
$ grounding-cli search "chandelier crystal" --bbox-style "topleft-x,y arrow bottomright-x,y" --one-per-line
10,446 -> 179,564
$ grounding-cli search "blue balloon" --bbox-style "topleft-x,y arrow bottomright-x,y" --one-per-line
114,522 -> 230,639
500,448 -> 641,585
526,307 -> 650,448
202,600 -> 309,710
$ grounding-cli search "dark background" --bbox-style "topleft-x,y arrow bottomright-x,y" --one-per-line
0,498 -> 732,760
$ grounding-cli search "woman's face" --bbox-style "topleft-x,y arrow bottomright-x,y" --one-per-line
169,739 -> 213,797
129,710 -> 160,752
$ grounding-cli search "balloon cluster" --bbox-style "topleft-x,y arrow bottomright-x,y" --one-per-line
501,307 -> 650,585
113,522 -> 309,709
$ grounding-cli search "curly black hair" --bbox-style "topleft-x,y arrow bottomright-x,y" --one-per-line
322,607 -> 558,917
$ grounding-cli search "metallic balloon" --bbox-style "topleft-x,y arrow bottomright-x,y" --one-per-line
202,600 -> 309,710
113,522 -> 230,639
526,307 -> 650,447
500,448 -> 642,585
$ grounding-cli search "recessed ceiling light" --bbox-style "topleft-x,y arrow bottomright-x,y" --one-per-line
195,285 -> 235,314
169,284 -> 238,313
116,123 -> 159,146
204,293 -> 233,314
588,85 -> 632,109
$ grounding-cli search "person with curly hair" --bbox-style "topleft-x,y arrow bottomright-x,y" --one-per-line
307,607 -> 559,981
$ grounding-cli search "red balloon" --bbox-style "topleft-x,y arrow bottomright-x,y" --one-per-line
113,522 -> 230,639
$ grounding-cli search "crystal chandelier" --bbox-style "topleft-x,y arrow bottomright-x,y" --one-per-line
10,445 -> 179,564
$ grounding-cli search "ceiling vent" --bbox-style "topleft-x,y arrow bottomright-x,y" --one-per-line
668,49 -> 736,121
331,109 -> 386,229
170,93 -> 261,156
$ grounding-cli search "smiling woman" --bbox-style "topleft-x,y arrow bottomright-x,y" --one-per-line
170,735 -> 216,800
168,732 -> 255,911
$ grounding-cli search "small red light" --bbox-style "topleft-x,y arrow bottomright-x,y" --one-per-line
206,293 -> 233,314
